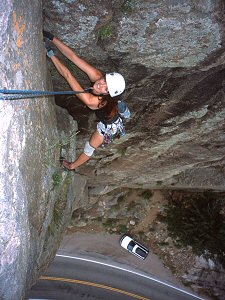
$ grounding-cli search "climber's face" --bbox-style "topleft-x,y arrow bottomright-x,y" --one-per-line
93,77 -> 108,95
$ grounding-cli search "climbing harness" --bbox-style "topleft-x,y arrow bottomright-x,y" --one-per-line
0,88 -> 90,101
101,116 -> 126,144
97,100 -> 130,144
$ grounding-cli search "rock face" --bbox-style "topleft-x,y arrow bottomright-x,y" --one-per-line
182,256 -> 225,300
44,0 -> 225,191
0,1 -> 87,299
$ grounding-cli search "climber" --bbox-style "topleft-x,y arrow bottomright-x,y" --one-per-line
43,31 -> 130,170
43,31 -> 125,99
63,97 -> 130,170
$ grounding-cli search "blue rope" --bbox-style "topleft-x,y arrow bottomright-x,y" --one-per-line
0,89 -> 88,100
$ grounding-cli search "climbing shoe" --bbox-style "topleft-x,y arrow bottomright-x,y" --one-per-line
43,30 -> 54,41
47,48 -> 55,58
45,43 -> 55,58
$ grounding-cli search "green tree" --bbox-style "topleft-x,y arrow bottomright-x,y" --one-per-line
164,191 -> 225,267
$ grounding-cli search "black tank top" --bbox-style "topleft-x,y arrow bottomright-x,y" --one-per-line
95,103 -> 120,125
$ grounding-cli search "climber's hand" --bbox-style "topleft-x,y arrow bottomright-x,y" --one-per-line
63,159 -> 75,170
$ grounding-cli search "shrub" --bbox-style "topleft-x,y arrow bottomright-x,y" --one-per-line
99,24 -> 112,39
117,224 -> 127,234
141,190 -> 153,200
164,191 -> 225,267
127,200 -> 136,211
121,0 -> 136,12
47,199 -> 64,236
102,218 -> 115,229
52,173 -> 61,188
117,194 -> 125,204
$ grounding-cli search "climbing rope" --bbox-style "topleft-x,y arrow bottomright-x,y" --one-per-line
0,88 -> 89,100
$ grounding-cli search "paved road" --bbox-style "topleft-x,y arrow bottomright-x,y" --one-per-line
28,254 -> 206,300
58,232 -> 184,285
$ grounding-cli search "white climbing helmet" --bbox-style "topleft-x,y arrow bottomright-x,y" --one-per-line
105,72 -> 126,97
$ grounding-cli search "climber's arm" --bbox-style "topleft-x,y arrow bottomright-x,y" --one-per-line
51,55 -> 100,110
52,37 -> 103,82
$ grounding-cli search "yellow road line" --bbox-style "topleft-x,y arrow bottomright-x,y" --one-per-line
40,276 -> 150,300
